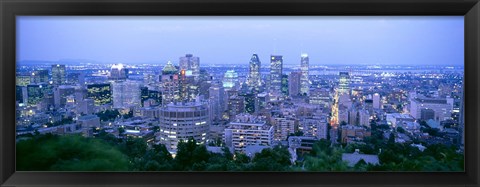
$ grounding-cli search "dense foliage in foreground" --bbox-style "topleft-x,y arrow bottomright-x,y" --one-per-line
16,133 -> 463,171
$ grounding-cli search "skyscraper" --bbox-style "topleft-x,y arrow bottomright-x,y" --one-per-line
373,93 -> 381,109
112,80 -> 142,109
179,54 -> 200,81
160,61 -> 180,105
223,70 -> 238,91
51,64 -> 66,86
300,53 -> 309,96
270,55 -> 283,93
109,64 -> 128,80
31,70 -> 49,84
209,80 -> 225,122
247,54 -> 262,93
288,71 -> 302,97
27,84 -> 48,106
338,72 -> 350,95
87,83 -> 112,106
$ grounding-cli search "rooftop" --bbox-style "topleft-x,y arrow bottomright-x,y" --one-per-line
342,151 -> 379,167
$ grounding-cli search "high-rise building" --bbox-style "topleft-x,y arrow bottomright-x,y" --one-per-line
247,54 -> 262,93
239,93 -> 255,114
87,83 -> 112,106
224,114 -> 274,153
109,64 -> 128,80
223,70 -> 238,91
140,87 -> 162,107
16,75 -> 31,86
178,69 -> 197,102
51,64 -> 66,85
179,54 -> 200,81
227,95 -> 245,120
409,96 -> 454,122
209,81 -> 225,122
31,70 -> 49,84
288,71 -> 302,97
53,85 -> 75,108
112,80 -> 142,109
157,102 -> 210,153
160,61 -> 180,105
27,84 -> 49,106
66,72 -> 85,86
300,53 -> 309,96
338,72 -> 350,95
281,74 -> 289,96
373,93 -> 381,109
270,55 -> 283,93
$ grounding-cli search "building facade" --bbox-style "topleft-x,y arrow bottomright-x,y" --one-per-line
300,53 -> 309,96
157,102 -> 210,153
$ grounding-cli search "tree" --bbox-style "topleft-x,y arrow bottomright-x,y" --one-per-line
174,138 -> 210,171
17,134 -> 129,171
250,146 -> 292,171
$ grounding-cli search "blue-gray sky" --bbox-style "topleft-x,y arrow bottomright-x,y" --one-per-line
17,16 -> 464,66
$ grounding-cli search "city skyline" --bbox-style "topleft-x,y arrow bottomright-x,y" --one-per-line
17,16 -> 463,66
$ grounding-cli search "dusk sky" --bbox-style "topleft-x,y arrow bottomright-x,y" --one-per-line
17,16 -> 464,66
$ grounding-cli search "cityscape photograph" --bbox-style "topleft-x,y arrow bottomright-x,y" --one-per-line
15,16 -> 464,171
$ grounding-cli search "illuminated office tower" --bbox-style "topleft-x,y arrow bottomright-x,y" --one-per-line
87,83 -> 112,106
51,64 -> 66,85
179,54 -> 200,81
300,53 -> 309,96
53,85 -> 75,108
373,93 -> 381,109
288,71 -> 302,97
16,86 -> 27,104
223,70 -> 238,91
31,70 -> 49,84
160,61 -> 180,105
27,83 -> 49,106
157,102 -> 210,153
109,64 -> 128,80
247,54 -> 262,93
141,87 -> 162,107
227,95 -> 245,120
178,69 -> 197,102
112,80 -> 142,109
16,74 -> 31,86
270,55 -> 283,93
209,80 -> 225,122
338,72 -> 350,95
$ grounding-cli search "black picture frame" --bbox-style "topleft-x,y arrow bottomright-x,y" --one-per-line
1,0 -> 479,186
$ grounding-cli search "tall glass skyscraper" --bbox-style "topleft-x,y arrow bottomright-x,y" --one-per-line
51,64 -> 66,86
179,54 -> 200,81
270,55 -> 283,93
338,72 -> 350,95
223,70 -> 238,91
247,54 -> 261,93
300,54 -> 309,96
